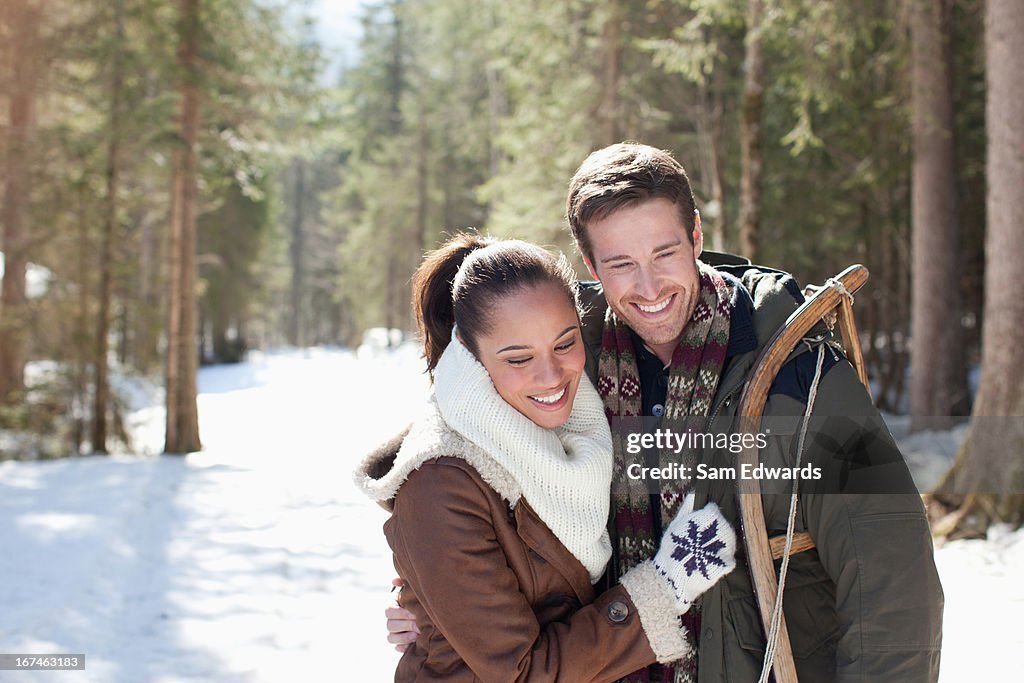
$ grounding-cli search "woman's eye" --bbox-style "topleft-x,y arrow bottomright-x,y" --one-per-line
555,339 -> 576,352
507,358 -> 530,366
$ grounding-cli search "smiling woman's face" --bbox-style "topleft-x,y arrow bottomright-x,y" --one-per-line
469,282 -> 586,430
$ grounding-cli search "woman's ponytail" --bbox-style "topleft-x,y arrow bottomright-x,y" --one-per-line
412,232 -> 493,375
413,232 -> 579,379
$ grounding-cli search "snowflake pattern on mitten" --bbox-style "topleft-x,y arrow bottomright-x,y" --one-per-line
671,518 -> 728,580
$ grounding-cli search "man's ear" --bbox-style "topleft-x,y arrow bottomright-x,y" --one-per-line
583,255 -> 600,281
692,210 -> 704,259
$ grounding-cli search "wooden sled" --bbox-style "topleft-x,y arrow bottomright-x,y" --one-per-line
734,265 -> 871,683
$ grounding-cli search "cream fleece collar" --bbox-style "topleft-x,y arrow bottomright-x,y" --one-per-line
355,335 -> 613,582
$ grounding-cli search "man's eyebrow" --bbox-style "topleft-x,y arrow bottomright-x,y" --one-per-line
497,326 -> 577,354
599,240 -> 682,264
653,239 -> 683,253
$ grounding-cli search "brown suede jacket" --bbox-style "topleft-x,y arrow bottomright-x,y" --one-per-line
356,420 -> 688,682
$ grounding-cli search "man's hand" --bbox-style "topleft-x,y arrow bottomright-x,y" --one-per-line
386,577 -> 420,652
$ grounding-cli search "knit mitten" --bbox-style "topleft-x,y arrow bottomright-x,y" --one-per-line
653,493 -> 737,611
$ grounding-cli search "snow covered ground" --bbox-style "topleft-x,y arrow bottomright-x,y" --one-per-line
0,347 -> 1020,681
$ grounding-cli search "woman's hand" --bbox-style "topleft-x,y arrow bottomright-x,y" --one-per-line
385,577 -> 420,652
653,493 -> 737,611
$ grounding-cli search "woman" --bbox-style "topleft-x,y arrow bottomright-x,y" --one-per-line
355,234 -> 735,681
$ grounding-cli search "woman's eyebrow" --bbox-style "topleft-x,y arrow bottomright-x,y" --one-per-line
497,326 -> 577,354
553,325 -> 578,340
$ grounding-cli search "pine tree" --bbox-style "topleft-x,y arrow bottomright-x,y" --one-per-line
92,0 -> 127,453
909,0 -> 969,431
164,0 -> 202,454
738,0 -> 765,261
0,0 -> 42,406
935,0 -> 1024,532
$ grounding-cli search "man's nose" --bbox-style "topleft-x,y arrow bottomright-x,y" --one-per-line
635,266 -> 661,301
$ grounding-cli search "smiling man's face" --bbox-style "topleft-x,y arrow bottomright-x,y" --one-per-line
584,198 -> 703,365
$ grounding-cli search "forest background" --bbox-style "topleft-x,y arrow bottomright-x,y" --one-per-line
0,0 -> 1021,534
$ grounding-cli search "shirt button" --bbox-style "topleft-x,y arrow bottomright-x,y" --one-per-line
652,404 -> 665,417
657,374 -> 669,388
607,601 -> 630,623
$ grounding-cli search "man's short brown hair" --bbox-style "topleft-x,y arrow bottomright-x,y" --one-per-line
566,142 -> 697,261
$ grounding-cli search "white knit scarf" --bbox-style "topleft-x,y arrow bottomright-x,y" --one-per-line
432,334 -> 613,583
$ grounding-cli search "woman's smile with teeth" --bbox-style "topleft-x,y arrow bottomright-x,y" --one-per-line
530,386 -> 567,404
635,295 -> 673,314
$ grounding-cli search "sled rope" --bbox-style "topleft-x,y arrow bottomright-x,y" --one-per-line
757,342 -> 827,683
825,277 -> 853,304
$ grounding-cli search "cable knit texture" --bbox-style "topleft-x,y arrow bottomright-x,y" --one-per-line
355,334 -> 614,583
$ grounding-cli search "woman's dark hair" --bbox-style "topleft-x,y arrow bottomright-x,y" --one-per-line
412,232 -> 579,376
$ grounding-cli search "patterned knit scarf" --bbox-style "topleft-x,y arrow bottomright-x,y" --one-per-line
597,260 -> 733,683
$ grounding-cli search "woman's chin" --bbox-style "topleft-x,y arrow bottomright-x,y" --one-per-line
522,390 -> 577,429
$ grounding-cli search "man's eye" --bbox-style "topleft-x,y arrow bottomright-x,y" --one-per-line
610,262 -> 631,270
658,250 -> 678,259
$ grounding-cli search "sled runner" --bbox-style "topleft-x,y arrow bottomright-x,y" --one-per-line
735,265 -> 871,683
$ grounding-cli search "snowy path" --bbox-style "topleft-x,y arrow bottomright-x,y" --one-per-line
1,348 -> 426,682
0,348 -> 1021,681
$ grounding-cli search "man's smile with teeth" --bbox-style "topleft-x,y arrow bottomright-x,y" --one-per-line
635,295 -> 673,314
530,386 -> 567,404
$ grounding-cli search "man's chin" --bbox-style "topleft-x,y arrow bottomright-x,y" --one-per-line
620,317 -> 684,349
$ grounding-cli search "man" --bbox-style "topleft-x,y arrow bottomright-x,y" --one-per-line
386,142 -> 943,682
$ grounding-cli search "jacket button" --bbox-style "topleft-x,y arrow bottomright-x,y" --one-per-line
607,601 -> 629,623
704,627 -> 714,641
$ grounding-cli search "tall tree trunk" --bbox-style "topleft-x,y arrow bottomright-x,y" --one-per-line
483,1 -> 507,203
0,0 -> 40,405
413,104 -> 431,334
71,190 -> 91,454
909,0 -> 968,432
599,0 -> 621,147
136,209 -> 161,372
93,0 -> 126,454
389,3 -> 404,136
289,160 -> 305,347
440,124 -> 454,233
164,0 -> 202,454
484,63 -> 507,195
697,59 -> 728,252
936,0 -> 1024,531
738,0 -> 765,261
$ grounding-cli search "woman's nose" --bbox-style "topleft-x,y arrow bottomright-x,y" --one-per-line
534,354 -> 561,386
